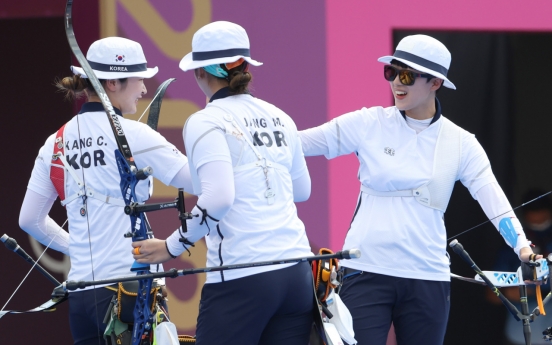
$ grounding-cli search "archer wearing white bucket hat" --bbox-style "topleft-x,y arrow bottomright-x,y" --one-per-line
378,34 -> 455,89
19,36 -> 191,344
133,21 -> 315,344
71,36 -> 158,80
178,20 -> 262,72
63,37 -> 159,116
299,34 -> 537,345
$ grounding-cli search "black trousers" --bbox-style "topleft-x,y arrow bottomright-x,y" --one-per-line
340,271 -> 450,345
195,262 -> 314,345
68,287 -> 116,345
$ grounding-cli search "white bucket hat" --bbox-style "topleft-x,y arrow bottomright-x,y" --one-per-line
378,34 -> 455,90
179,21 -> 263,72
71,37 -> 158,79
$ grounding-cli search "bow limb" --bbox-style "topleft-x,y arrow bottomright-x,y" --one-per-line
146,78 -> 176,131
135,78 -> 176,130
65,1 -> 154,344
146,78 -> 194,237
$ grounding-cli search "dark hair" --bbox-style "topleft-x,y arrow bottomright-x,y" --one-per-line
390,59 -> 411,70
223,61 -> 252,95
55,75 -> 90,100
389,59 -> 442,92
55,75 -> 128,101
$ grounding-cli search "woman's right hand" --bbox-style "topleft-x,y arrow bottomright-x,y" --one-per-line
132,239 -> 173,264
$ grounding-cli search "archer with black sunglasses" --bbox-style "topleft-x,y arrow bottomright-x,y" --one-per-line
383,64 -> 434,86
299,34 -> 538,345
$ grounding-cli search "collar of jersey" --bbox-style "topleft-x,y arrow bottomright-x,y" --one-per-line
399,97 -> 441,125
209,87 -> 253,103
209,87 -> 231,103
79,102 -> 123,116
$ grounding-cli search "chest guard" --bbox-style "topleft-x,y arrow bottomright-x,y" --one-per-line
361,116 -> 463,212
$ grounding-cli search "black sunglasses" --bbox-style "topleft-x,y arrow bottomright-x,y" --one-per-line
383,65 -> 434,86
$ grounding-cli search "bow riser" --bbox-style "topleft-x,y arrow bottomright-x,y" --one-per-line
473,260 -> 549,287
114,150 -> 154,344
132,279 -> 154,344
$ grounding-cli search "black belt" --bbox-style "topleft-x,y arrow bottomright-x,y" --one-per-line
342,267 -> 363,278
